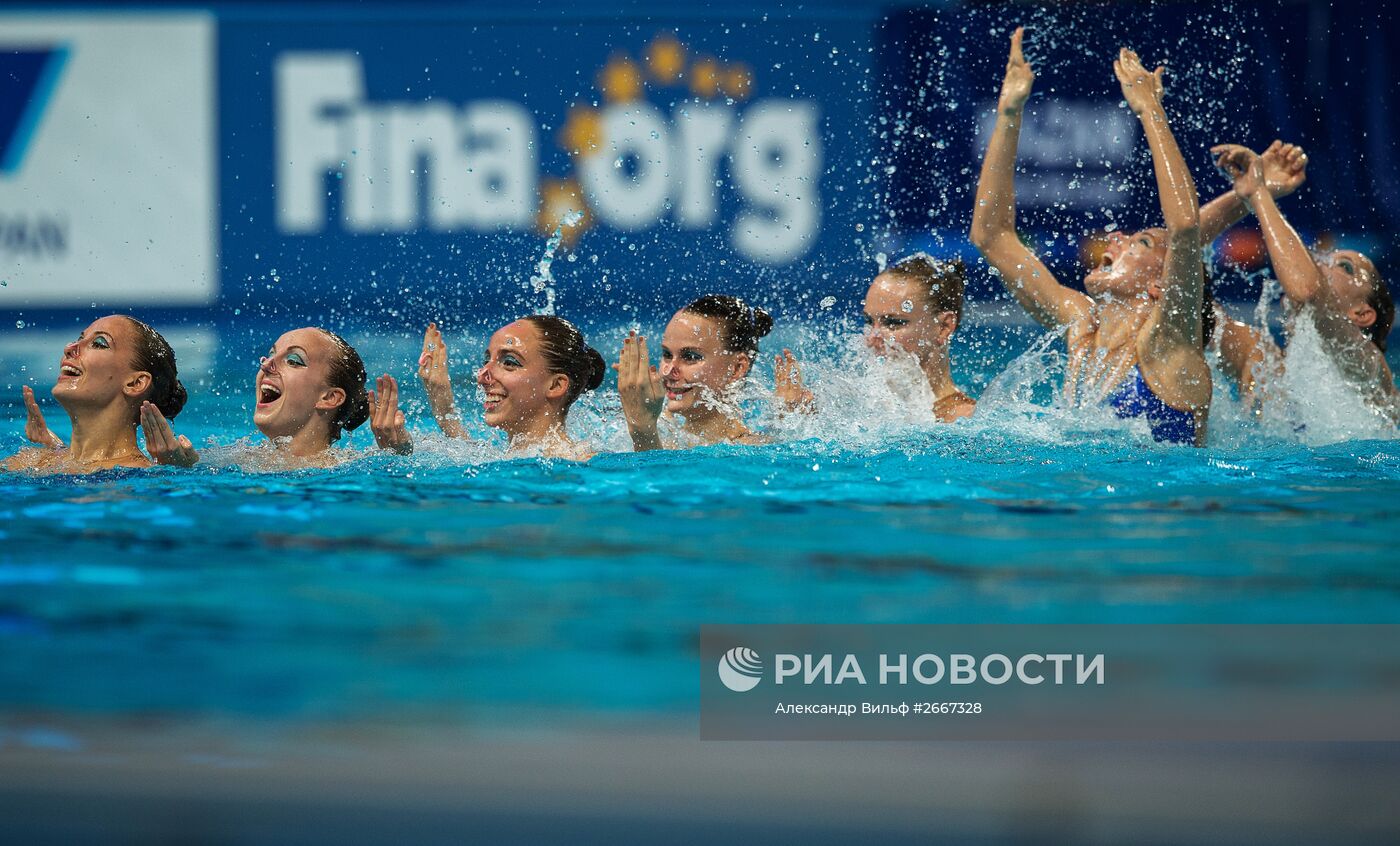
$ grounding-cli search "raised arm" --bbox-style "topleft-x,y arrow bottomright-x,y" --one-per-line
1214,144 -> 1393,395
418,323 -> 469,440
1117,49 -> 1202,347
969,27 -> 1090,331
1199,140 -> 1308,246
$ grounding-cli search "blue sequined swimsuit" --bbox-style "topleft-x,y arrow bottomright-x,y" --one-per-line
1106,365 -> 1199,445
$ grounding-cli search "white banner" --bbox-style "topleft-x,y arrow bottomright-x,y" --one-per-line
0,13 -> 216,306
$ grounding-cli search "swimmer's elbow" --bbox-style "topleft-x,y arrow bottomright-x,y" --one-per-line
969,227 -> 1012,259
969,224 -> 994,252
1165,221 -> 1200,245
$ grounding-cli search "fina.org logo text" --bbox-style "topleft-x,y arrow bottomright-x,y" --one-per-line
274,33 -> 821,263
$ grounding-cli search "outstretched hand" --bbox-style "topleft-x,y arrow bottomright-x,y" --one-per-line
1114,48 -> 1165,116
613,331 -> 665,448
22,386 -> 63,449
773,349 -> 816,413
997,27 -> 1036,113
418,323 -> 456,416
418,322 -> 467,439
140,401 -> 199,467
1211,143 -> 1266,201
368,374 -> 413,454
1260,139 -> 1307,199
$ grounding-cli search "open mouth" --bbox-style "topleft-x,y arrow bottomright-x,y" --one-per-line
58,363 -> 82,379
257,382 -> 283,406
665,384 -> 693,400
482,392 -> 506,411
1100,252 -> 1115,270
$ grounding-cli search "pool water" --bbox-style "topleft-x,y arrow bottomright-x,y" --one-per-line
3,318 -> 1399,724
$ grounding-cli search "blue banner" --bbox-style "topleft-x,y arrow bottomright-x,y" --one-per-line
216,7 -> 879,325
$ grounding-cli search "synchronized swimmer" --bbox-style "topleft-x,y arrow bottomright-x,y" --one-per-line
5,30 -> 1395,474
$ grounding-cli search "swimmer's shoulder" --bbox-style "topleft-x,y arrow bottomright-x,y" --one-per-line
1,448 -> 149,474
3,447 -> 53,473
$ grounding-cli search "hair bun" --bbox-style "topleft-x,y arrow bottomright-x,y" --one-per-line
585,347 -> 606,391
343,391 -> 370,432
161,380 -> 189,420
751,307 -> 774,339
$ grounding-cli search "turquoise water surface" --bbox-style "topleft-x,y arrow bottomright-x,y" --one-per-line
3,320 -> 1399,725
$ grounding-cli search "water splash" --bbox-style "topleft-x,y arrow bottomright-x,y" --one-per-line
529,210 -> 585,316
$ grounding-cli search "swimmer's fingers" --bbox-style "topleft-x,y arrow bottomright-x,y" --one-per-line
1008,26 -> 1025,64
418,323 -> 449,381
998,27 -> 1035,110
1260,140 -> 1307,198
141,401 -> 198,466
635,335 -> 652,380
385,374 -> 400,415
775,350 -> 815,411
1210,144 -> 1252,177
139,402 -> 172,453
614,332 -> 636,386
370,375 -> 412,455
22,386 -> 63,448
646,364 -> 664,404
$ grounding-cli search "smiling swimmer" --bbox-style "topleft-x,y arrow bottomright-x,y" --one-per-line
6,315 -> 187,474
411,316 -> 605,460
137,327 -> 374,469
615,294 -> 773,451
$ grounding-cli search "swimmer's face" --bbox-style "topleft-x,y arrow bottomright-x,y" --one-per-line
1085,229 -> 1167,299
475,321 -> 568,432
255,328 -> 345,440
53,315 -> 151,413
1318,250 -> 1382,330
862,273 -> 956,362
659,311 -> 751,415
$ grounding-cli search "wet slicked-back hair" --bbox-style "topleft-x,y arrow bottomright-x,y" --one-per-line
1361,257 -> 1394,353
885,254 -> 966,323
123,317 -> 187,421
680,295 -> 774,356
521,315 -> 605,407
316,329 -> 370,440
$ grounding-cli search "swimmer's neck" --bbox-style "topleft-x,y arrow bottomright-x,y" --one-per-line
503,412 -> 572,452
676,406 -> 751,444
919,352 -> 964,404
64,402 -> 146,466
1088,296 -> 1154,352
269,422 -> 336,459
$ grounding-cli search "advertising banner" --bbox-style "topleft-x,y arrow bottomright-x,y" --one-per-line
217,10 -> 878,322
0,13 -> 216,307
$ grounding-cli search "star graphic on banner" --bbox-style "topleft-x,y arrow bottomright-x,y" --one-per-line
646,34 -> 686,82
598,55 -> 643,103
537,178 -> 590,246
559,105 -> 604,157
721,63 -> 753,100
689,55 -> 721,98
